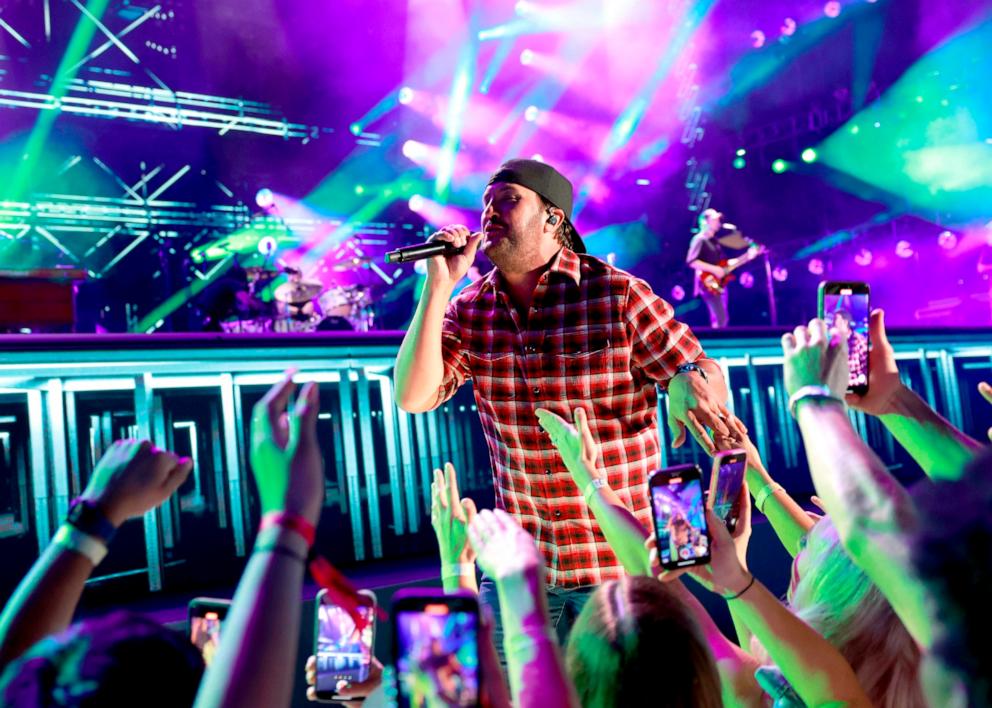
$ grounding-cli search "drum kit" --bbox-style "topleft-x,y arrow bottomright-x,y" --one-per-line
218,261 -> 376,334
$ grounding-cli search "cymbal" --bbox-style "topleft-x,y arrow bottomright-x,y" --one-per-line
244,266 -> 280,282
332,256 -> 374,272
274,279 -> 323,304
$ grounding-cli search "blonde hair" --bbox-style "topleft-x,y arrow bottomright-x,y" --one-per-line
767,518 -> 925,708
566,576 -> 723,708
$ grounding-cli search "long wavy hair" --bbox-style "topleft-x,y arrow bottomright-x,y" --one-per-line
775,517 -> 925,708
566,575 -> 723,708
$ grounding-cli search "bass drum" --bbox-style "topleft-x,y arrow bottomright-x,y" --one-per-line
272,314 -> 320,333
315,315 -> 354,332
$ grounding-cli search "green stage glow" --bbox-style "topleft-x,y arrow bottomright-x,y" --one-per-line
772,159 -> 788,174
733,157 -> 746,169
801,148 -> 817,163
818,19 -> 992,221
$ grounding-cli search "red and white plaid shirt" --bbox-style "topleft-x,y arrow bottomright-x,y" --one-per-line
433,248 -> 705,587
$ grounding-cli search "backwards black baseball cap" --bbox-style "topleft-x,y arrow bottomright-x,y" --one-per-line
487,158 -> 586,254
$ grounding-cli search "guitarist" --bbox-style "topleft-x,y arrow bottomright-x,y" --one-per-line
686,208 -> 734,328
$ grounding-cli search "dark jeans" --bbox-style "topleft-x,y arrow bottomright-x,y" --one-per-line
478,577 -> 596,668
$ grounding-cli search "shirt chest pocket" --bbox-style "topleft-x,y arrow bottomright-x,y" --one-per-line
466,351 -> 517,400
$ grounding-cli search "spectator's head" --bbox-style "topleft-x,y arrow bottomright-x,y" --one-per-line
832,309 -> 853,337
0,611 -> 204,708
911,450 -> 992,708
781,517 -> 924,708
566,576 -> 721,708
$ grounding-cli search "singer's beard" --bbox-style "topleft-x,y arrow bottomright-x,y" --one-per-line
484,216 -> 545,275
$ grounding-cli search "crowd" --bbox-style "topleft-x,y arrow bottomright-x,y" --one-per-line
0,306 -> 986,707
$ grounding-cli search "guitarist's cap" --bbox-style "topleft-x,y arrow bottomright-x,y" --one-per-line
487,158 -> 586,254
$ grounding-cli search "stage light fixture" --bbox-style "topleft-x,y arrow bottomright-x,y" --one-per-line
736,148 -> 746,157
733,157 -> 746,169
257,236 -> 277,255
854,248 -> 873,266
354,185 -> 365,195
772,159 -> 788,174
781,18 -> 797,36
408,194 -> 425,212
402,139 -> 426,161
524,105 -> 540,122
349,123 -> 362,136
670,285 -> 686,302
255,188 -> 274,209
824,1 -> 841,18
739,272 -> 755,288
531,154 -> 544,162
895,240 -> 915,258
808,258 -> 825,275
938,230 -> 958,250
520,49 -> 534,66
772,266 -> 789,282
801,148 -> 817,163
636,178 -> 651,186
398,87 -> 414,105
750,30 -> 766,48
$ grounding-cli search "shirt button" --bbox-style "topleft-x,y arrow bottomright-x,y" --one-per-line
533,386 -> 540,395
545,468 -> 552,476
554,510 -> 562,518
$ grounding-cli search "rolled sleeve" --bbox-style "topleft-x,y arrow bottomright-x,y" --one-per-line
625,278 -> 705,389
430,302 -> 472,410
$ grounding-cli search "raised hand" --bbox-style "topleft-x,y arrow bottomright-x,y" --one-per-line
304,654 -> 383,706
426,225 -> 484,290
781,318 -> 849,399
667,372 -> 747,454
430,462 -> 478,565
468,509 -> 542,582
536,406 -> 598,481
82,439 -> 193,527
686,509 -> 752,597
845,309 -> 903,415
249,372 -> 323,525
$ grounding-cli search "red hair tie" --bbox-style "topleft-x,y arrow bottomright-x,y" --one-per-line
260,510 -> 316,548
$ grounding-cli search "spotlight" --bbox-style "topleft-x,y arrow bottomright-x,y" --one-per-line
531,154 -> 544,162
735,148 -> 746,157
524,105 -> 540,122
408,194 -> 425,212
895,240 -> 915,258
801,148 -> 817,163
750,30 -> 766,48
670,285 -> 686,302
808,258 -> 825,275
257,236 -> 277,255
739,272 -> 755,288
772,266 -> 789,282
781,17 -> 797,36
402,139 -> 426,161
854,248 -> 873,267
520,49 -> 534,66
938,230 -> 958,250
354,185 -> 365,195
824,1 -> 841,18
398,87 -> 415,105
255,188 -> 274,209
733,157 -> 746,169
349,123 -> 362,136
772,159 -> 788,174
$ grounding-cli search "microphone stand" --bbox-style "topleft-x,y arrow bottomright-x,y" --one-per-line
763,251 -> 778,326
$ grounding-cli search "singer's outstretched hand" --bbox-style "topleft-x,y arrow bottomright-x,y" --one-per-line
427,225 -> 483,290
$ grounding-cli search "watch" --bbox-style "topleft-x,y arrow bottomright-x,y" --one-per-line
66,498 -> 118,546
675,362 -> 709,382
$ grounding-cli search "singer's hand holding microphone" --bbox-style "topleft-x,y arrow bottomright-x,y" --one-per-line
385,225 -> 483,290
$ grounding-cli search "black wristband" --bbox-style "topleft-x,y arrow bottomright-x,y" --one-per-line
722,574 -> 756,601
66,498 -> 117,546
675,362 -> 709,382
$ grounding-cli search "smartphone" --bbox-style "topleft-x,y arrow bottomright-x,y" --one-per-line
392,590 -> 481,708
649,464 -> 711,570
818,281 -> 870,395
187,597 -> 230,667
707,449 -> 747,533
314,588 -> 377,701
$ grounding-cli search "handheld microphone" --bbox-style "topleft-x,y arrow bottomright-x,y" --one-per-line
384,237 -> 476,264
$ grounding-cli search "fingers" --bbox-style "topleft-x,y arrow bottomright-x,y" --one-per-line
161,456 -> 194,496
792,324 -> 809,350
699,408 -> 731,439
305,686 -> 317,702
433,468 -> 447,509
807,318 -> 828,347
461,497 -> 477,523
810,495 -> 827,514
430,225 -> 472,248
667,412 -> 687,448
464,231 -> 485,260
685,410 -> 716,455
979,381 -> 992,406
294,382 -> 320,435
257,373 -> 296,449
870,308 -> 890,349
781,331 -> 797,355
445,462 -> 461,510
574,406 -> 593,448
468,508 -> 498,550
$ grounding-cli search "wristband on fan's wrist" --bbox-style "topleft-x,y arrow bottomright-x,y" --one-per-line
788,385 -> 843,418
441,562 -> 475,579
259,510 -> 316,548
582,477 -> 607,504
54,524 -> 108,566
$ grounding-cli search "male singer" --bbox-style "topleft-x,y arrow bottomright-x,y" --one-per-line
393,159 -> 743,643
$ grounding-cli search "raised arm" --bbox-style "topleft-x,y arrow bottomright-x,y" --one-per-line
845,309 -> 983,481
687,509 -> 871,708
393,226 -> 482,413
195,375 -> 324,708
0,440 -> 191,669
430,462 -> 479,593
783,319 -> 932,648
536,406 -> 651,576
740,436 -> 814,557
469,509 -> 579,708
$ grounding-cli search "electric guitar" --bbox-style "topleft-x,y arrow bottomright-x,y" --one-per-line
699,244 -> 767,295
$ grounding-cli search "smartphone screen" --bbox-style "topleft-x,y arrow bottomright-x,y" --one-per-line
819,282 -> 870,393
650,465 -> 710,569
394,599 -> 480,708
709,450 -> 746,533
315,595 -> 376,694
188,599 -> 230,667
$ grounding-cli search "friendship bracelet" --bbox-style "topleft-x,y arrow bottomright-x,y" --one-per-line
754,482 -> 784,513
441,562 -> 476,579
723,574 -> 756,601
788,385 -> 843,419
582,477 -> 607,503
54,524 -> 108,566
254,542 -> 308,563
259,510 -> 316,548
